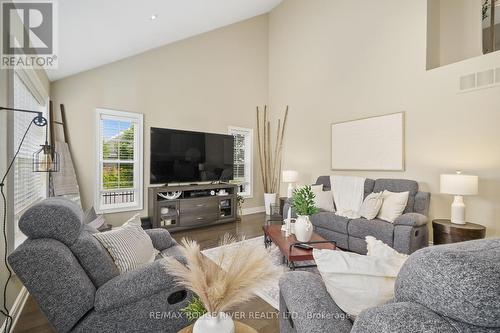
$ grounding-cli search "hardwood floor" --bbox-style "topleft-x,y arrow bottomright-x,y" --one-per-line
14,213 -> 279,333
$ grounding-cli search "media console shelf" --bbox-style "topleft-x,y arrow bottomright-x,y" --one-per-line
148,183 -> 238,232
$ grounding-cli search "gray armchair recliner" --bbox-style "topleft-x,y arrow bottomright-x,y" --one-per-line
279,238 -> 500,333
8,198 -> 190,333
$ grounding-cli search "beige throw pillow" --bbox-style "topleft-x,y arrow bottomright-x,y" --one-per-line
376,190 -> 409,223
93,214 -> 158,273
359,192 -> 383,220
311,184 -> 335,212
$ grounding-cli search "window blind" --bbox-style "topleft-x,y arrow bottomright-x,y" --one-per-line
228,127 -> 253,197
233,133 -> 246,180
13,72 -> 47,246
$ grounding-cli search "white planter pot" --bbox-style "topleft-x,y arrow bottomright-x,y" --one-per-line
294,215 -> 313,242
193,312 -> 235,333
264,193 -> 277,215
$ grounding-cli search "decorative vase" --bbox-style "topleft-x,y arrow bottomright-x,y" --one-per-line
294,215 -> 313,242
193,312 -> 235,333
264,193 -> 276,215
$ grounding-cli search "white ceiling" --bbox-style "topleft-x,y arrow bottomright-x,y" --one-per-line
47,0 -> 282,81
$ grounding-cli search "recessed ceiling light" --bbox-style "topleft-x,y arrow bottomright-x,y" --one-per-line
150,14 -> 158,20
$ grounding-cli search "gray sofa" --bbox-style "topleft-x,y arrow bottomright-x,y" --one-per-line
8,198 -> 190,333
279,238 -> 500,333
284,176 -> 430,254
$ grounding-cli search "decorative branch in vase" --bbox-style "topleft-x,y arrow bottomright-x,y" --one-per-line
256,105 -> 289,215
165,235 -> 278,333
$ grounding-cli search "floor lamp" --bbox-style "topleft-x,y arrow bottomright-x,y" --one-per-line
0,107 -> 59,333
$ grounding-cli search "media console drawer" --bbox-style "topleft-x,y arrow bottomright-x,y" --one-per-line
181,213 -> 220,227
180,198 -> 219,214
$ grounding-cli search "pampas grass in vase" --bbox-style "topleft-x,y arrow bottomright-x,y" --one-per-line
165,235 -> 278,333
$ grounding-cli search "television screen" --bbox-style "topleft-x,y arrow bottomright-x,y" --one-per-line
150,127 -> 234,184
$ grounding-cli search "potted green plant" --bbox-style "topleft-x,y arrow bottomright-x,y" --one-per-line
290,186 -> 318,242
181,296 -> 207,322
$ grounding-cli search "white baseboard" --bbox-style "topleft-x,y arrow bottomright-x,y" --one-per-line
1,286 -> 29,332
241,206 -> 265,215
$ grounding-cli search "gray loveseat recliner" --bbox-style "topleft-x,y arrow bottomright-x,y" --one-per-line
279,238 -> 500,333
8,198 -> 190,333
284,176 -> 430,255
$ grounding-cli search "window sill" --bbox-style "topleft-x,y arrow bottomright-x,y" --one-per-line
96,205 -> 143,215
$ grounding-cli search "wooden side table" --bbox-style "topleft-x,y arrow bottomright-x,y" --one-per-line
432,219 -> 486,245
178,321 -> 257,333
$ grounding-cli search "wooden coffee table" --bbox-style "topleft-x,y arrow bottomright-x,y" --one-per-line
262,224 -> 336,270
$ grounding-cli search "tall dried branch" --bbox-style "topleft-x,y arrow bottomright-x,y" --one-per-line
263,107 -> 269,191
256,107 -> 265,190
266,120 -> 271,192
271,119 -> 281,192
275,106 -> 289,193
255,105 -> 289,194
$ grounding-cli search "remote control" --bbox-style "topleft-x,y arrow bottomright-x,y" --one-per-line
294,243 -> 313,250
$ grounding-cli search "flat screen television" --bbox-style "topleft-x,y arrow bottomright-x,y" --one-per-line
150,127 -> 234,184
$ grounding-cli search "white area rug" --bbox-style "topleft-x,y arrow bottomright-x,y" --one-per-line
202,236 -> 316,310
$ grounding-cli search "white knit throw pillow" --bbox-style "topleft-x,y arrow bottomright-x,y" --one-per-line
359,192 -> 383,220
376,190 -> 409,222
93,214 -> 158,273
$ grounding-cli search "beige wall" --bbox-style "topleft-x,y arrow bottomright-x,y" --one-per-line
50,15 -> 268,225
427,0 -> 483,69
269,0 -> 500,239
49,1 -> 500,239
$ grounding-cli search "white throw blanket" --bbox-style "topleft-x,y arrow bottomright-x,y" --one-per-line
51,141 -> 80,196
330,175 -> 366,218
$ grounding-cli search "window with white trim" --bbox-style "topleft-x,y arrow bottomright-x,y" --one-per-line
95,109 -> 143,213
228,127 -> 253,197
13,71 -> 48,248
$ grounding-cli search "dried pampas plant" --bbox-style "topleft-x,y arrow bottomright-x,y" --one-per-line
165,235 -> 278,314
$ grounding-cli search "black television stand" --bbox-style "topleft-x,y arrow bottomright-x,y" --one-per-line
148,183 -> 238,232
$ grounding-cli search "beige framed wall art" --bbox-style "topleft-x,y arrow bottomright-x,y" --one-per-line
331,112 -> 405,171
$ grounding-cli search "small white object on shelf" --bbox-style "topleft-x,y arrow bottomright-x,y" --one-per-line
440,171 -> 478,225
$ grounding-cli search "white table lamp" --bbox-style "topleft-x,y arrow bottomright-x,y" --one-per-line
282,170 -> 299,198
440,172 -> 478,225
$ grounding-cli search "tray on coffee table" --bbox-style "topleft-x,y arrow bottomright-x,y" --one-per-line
262,224 -> 336,270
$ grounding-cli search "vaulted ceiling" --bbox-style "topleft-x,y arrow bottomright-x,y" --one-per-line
47,0 -> 282,81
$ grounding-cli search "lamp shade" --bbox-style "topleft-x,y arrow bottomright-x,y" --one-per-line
282,170 -> 299,183
440,174 -> 478,195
